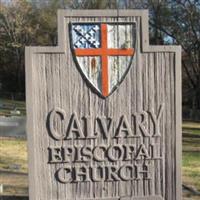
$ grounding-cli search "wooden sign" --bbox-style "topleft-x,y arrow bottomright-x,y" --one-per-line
25,10 -> 182,200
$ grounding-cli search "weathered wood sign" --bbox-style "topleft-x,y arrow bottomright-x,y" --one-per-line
25,10 -> 182,200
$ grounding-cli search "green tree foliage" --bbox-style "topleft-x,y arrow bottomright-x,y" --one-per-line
0,0 -> 64,97
33,0 -> 63,45
0,0 -> 39,95
168,1 -> 200,110
142,0 -> 200,110
86,0 -> 200,111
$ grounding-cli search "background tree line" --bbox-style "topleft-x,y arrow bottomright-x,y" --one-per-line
0,0 -> 199,118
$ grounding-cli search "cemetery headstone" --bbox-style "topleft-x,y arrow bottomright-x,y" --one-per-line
26,10 -> 182,200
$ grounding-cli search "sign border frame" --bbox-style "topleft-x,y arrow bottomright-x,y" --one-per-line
25,9 -> 182,200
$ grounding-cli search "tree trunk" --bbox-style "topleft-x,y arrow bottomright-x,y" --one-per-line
191,75 -> 200,120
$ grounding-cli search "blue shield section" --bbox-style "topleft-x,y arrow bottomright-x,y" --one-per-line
72,24 -> 100,49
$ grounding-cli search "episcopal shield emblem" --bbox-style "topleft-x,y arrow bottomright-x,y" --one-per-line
70,22 -> 136,98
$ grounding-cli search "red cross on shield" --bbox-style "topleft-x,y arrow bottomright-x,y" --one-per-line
70,22 -> 136,98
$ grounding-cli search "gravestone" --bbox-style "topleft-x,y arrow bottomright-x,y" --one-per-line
25,10 -> 182,200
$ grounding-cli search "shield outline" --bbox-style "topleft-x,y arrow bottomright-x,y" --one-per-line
69,22 -> 136,98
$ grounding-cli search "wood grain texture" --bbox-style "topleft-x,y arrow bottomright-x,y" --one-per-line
25,10 -> 181,200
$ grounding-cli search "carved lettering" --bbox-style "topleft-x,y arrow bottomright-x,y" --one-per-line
55,163 -> 152,183
48,144 -> 161,163
107,145 -> 124,162
93,145 -> 106,162
118,164 -> 133,181
48,147 -> 63,163
135,163 -> 151,180
150,142 -> 162,159
47,105 -> 164,185
148,103 -> 164,137
123,144 -> 136,160
66,113 -> 85,139
63,146 -> 75,162
133,111 -> 149,137
82,116 -> 94,138
91,166 -> 105,182
95,117 -> 112,139
81,146 -> 93,162
114,115 -> 134,138
47,104 -> 165,140
56,167 -> 72,183
136,144 -> 150,160
74,166 -> 90,182
106,166 -> 121,181
48,107 -> 66,140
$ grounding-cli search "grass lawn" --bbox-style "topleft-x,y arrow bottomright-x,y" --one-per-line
0,138 -> 27,173
0,121 -> 199,197
183,152 -> 200,190
0,138 -> 28,195
182,124 -> 200,199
